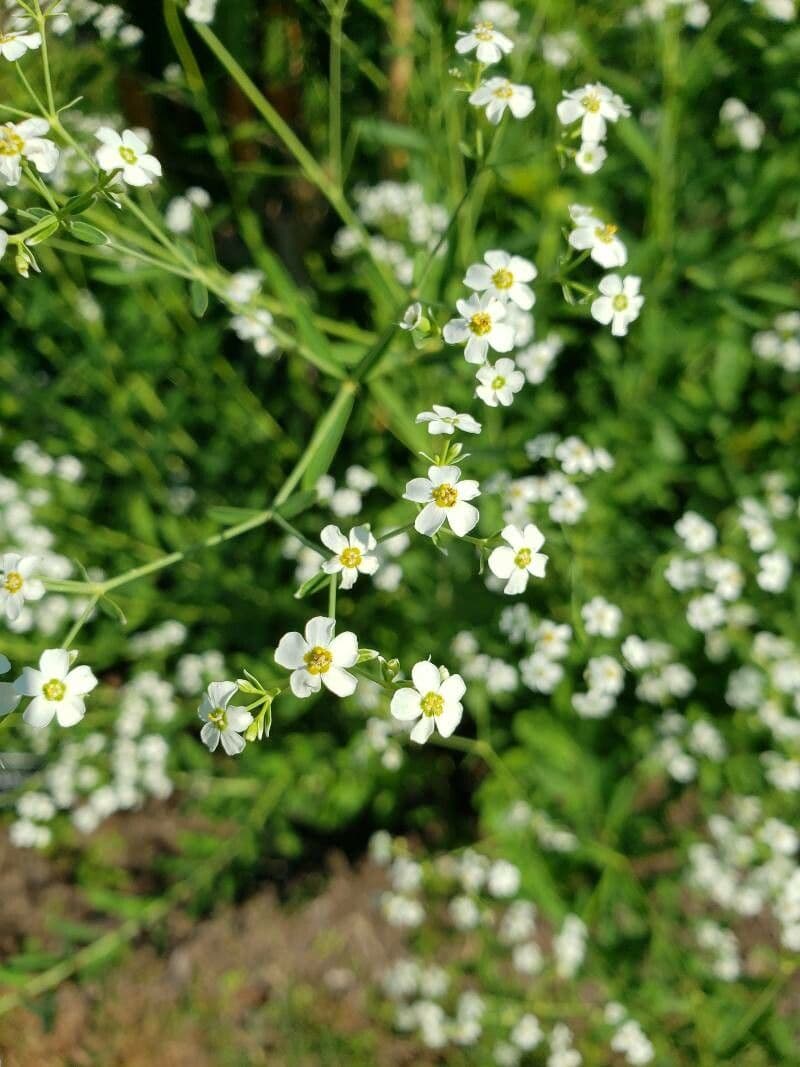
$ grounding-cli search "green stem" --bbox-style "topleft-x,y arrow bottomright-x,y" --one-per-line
328,574 -> 337,618
62,595 -> 100,650
328,0 -> 346,186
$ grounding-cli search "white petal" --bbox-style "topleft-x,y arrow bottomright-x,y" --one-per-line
412,660 -> 441,693
323,666 -> 357,697
225,706 -> 253,731
220,729 -> 246,756
15,667 -> 43,697
65,664 -> 98,696
489,546 -> 516,579
290,668 -> 321,698
410,716 -> 436,744
320,524 -> 348,553
415,503 -> 446,537
403,477 -> 433,503
504,568 -> 529,595
329,630 -> 358,668
200,722 -> 221,751
304,616 -> 336,648
40,648 -> 69,679
55,697 -> 85,727
275,631 -> 308,669
447,501 -> 479,537
436,702 -> 463,738
439,673 -> 466,703
464,264 -> 493,290
23,696 -> 55,729
391,688 -> 422,721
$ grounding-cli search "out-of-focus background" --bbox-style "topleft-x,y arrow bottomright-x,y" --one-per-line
1,0 -> 799,1063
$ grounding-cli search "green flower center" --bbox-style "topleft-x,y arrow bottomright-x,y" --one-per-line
0,127 -> 24,156
514,548 -> 532,569
491,375 -> 506,390
595,223 -> 618,243
208,707 -> 228,730
612,293 -> 629,312
474,21 -> 494,40
581,93 -> 601,113
119,145 -> 138,165
469,311 -> 492,336
3,571 -> 23,594
432,483 -> 458,508
491,267 -> 514,288
339,546 -> 362,569
421,691 -> 444,717
493,83 -> 514,101
304,646 -> 332,675
43,679 -> 66,702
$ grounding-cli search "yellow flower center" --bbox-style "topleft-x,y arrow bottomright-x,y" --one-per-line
208,707 -> 228,730
3,571 -> 23,594
514,548 -> 532,569
0,126 -> 24,157
491,267 -> 514,289
432,483 -> 458,508
595,223 -> 618,243
119,145 -> 138,165
304,646 -> 333,675
493,83 -> 514,101
469,311 -> 492,336
421,691 -> 444,717
43,679 -> 66,702
339,546 -> 363,569
612,294 -> 629,311
474,20 -> 494,40
491,375 -> 506,389
581,93 -> 601,113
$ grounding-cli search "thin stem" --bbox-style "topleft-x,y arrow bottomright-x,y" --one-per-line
328,574 -> 337,618
33,0 -> 56,117
376,521 -> 415,544
329,0 -> 346,186
62,595 -> 100,650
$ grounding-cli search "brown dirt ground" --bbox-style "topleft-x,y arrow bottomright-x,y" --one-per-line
0,815 -> 427,1067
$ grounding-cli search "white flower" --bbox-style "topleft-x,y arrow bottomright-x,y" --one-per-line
464,250 -> 537,310
275,616 -> 358,698
0,19 -> 42,62
675,511 -> 716,553
568,212 -> 627,268
469,78 -> 535,125
403,464 -> 480,537
320,524 -> 379,590
95,127 -> 162,187
197,680 -> 253,755
475,358 -> 525,407
390,660 -> 466,743
757,550 -> 791,593
581,596 -> 622,637
15,649 -> 97,728
557,83 -> 630,141
591,274 -> 644,336
520,652 -> 563,693
488,859 -> 521,897
0,119 -> 59,186
186,0 -> 218,24
1,553 -> 45,621
443,293 -> 514,364
415,405 -> 482,436
575,141 -> 607,173
229,309 -> 277,357
399,302 -> 423,330
455,21 -> 514,64
687,593 -> 726,632
0,653 -> 20,716
488,525 -> 548,594
472,1 -> 519,30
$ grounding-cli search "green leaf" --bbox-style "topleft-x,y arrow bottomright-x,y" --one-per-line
70,221 -> 108,245
27,216 -> 60,245
190,278 -> 209,317
299,384 -> 356,490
